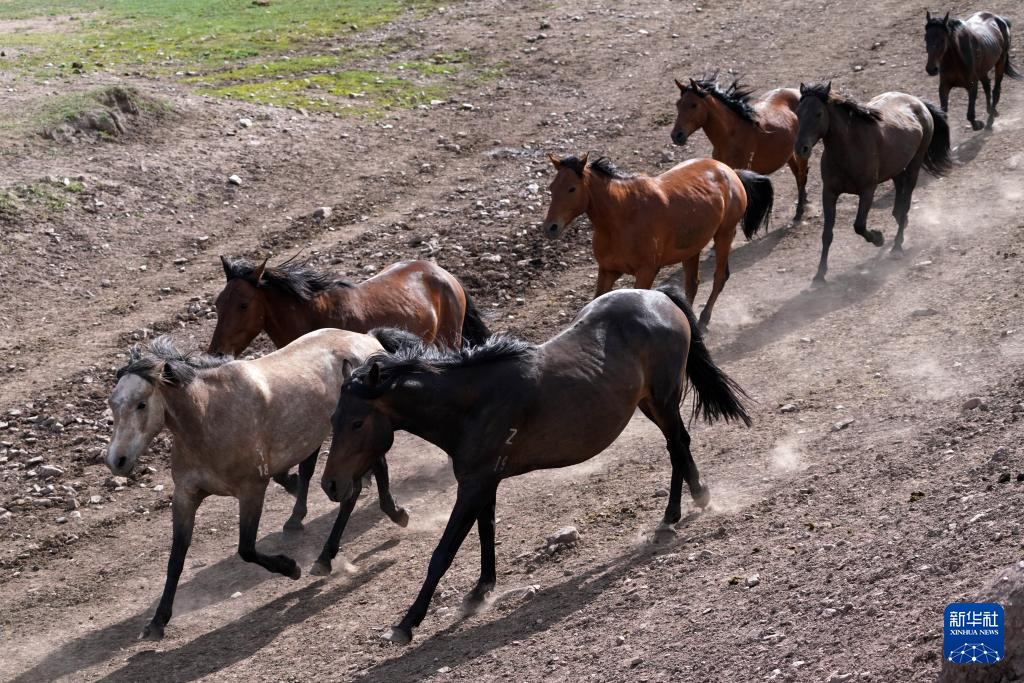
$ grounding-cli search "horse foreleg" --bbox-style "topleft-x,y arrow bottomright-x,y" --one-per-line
981,77 -> 994,128
283,449 -> 318,531
786,155 -> 809,223
813,189 -> 838,284
967,81 -> 984,130
696,236 -> 732,330
386,481 -> 487,645
681,255 -> 700,304
310,478 -> 363,576
237,482 -> 300,579
853,189 -> 882,247
373,457 -> 409,527
594,268 -> 621,297
939,80 -> 951,112
463,486 -> 499,613
141,489 -> 205,640
891,171 -> 918,255
633,266 -> 659,290
993,62 -> 1005,113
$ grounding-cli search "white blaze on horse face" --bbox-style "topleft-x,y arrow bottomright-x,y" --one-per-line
106,373 -> 165,475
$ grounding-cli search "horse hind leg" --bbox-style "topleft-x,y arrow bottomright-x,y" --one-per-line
639,392 -> 709,528
373,457 -> 410,527
981,77 -> 995,128
681,254 -> 700,304
967,81 -> 984,131
283,449 -> 318,531
853,189 -> 883,247
891,169 -> 920,255
696,231 -> 733,330
238,483 -> 301,579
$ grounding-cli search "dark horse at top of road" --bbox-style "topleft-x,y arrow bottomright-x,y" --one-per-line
924,10 -> 1021,130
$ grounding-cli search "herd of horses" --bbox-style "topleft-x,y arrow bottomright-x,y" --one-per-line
102,11 -> 1018,645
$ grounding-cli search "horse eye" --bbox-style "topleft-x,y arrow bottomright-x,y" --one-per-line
568,187 -> 576,193
239,302 -> 249,310
352,420 -> 364,430
137,402 -> 147,410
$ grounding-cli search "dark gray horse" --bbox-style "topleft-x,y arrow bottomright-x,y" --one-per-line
320,283 -> 751,644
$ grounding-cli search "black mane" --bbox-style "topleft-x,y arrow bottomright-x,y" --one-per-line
559,155 -> 634,179
800,83 -> 883,122
224,255 -> 352,301
689,73 -> 758,123
116,336 -> 232,386
345,335 -> 536,398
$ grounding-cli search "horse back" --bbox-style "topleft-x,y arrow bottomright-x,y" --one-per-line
963,13 -> 1007,73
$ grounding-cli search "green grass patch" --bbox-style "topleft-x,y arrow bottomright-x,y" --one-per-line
0,183 -> 70,221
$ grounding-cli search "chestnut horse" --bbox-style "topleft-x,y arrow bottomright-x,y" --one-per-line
925,11 -> 1021,130
671,75 -> 808,222
795,83 -> 953,283
105,330 -> 409,640
320,283 -> 751,644
542,154 -> 773,328
208,257 -> 489,357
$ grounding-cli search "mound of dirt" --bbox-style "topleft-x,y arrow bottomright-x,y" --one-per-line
43,86 -> 160,143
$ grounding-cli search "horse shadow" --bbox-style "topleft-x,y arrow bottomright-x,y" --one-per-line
350,544 -> 669,682
711,251 -> 901,364
8,460 -> 451,683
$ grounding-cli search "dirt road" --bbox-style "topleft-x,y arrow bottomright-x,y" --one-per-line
1,0 -> 1023,680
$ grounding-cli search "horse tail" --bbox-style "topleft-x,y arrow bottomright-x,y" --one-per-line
736,170 -> 774,240
655,283 -> 752,426
460,290 -> 491,347
923,101 -> 954,176
370,327 -> 423,353
995,16 -> 1023,79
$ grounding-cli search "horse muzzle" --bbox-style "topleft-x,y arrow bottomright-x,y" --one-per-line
544,221 -> 566,239
794,143 -> 813,160
925,63 -> 939,77
105,445 -> 138,476
321,476 -> 353,504
671,129 -> 688,146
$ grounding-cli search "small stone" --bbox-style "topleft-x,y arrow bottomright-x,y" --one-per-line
153,484 -> 165,492
55,516 -> 68,524
313,206 -> 332,220
745,574 -> 760,588
910,307 -> 938,317
547,526 -> 579,545
89,495 -> 103,505
853,65 -> 864,72
104,476 -> 128,490
36,465 -> 64,480
779,403 -> 798,413
614,635 -> 626,646
231,591 -> 243,598
822,608 -> 838,617
999,472 -> 1012,483
627,656 -> 643,668
227,174 -> 243,186
1017,473 -> 1024,482
69,511 -> 81,519
962,397 -> 986,411
238,118 -> 253,128
653,488 -> 668,498
437,666 -> 451,674
832,418 -> 855,431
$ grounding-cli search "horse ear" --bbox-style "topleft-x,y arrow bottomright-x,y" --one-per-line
366,362 -> 381,388
580,152 -> 590,169
799,82 -> 807,94
342,359 -> 354,381
547,153 -> 562,169
674,77 -> 686,92
942,12 -> 949,24
220,255 -> 231,281
926,10 -> 931,21
824,81 -> 832,96
252,257 -> 269,284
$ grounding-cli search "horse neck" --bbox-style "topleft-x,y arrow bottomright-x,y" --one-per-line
702,96 -> 750,145
262,288 -> 337,347
585,175 -> 644,233
823,102 -> 857,149
384,371 -> 473,456
159,382 -> 207,449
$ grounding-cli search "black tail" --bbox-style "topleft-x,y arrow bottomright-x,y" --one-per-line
655,283 -> 752,426
736,170 -> 774,240
995,16 -> 1023,80
370,327 -> 423,353
923,101 -> 954,176
460,291 -> 491,347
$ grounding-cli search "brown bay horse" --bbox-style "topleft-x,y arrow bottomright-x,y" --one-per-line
542,154 -> 773,328
209,256 -> 489,357
671,75 -> 809,222
925,11 -> 1021,130
105,329 -> 409,640
794,82 -> 953,283
320,283 -> 751,644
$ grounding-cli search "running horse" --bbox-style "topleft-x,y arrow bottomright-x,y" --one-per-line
105,330 -> 409,640
671,74 -> 809,222
208,256 -> 489,356
924,11 -> 1021,130
542,154 -> 773,328
794,82 -> 953,283
321,283 -> 752,644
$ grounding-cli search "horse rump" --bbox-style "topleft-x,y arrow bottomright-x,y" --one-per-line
654,283 -> 752,426
370,327 -> 424,353
736,170 -> 774,239
995,15 -> 1023,79
923,102 -> 954,176
460,290 -> 491,347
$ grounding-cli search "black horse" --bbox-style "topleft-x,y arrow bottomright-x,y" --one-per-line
924,11 -> 1021,130
320,283 -> 751,644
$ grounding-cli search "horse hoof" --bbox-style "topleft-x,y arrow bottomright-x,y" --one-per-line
140,623 -> 164,641
692,486 -> 712,509
338,558 -> 358,574
309,560 -> 332,577
811,275 -> 827,288
288,564 -> 302,580
971,120 -> 985,131
461,591 -> 491,615
383,626 -> 413,645
393,507 -> 410,528
889,247 -> 904,260
653,522 -> 678,543
283,518 -> 304,532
